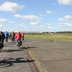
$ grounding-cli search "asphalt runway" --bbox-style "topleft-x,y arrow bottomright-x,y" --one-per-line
0,40 -> 72,72
27,40 -> 72,72
0,41 -> 39,72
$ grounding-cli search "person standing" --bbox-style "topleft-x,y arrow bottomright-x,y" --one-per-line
4,31 -> 9,43
11,32 -> 15,42
0,31 -> 4,49
1,31 -> 5,45
15,32 -> 22,46
21,32 -> 25,41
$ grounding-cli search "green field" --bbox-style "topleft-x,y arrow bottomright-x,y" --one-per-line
25,33 -> 72,42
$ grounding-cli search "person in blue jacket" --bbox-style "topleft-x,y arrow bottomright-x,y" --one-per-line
4,31 -> 9,43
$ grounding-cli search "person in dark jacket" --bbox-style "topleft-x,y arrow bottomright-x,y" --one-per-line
0,31 -> 4,49
1,31 -> 5,44
10,32 -> 15,41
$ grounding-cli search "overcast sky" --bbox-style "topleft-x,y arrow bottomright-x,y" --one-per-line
0,0 -> 72,32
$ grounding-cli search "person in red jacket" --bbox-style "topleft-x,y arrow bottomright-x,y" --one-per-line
15,32 -> 22,46
21,33 -> 25,41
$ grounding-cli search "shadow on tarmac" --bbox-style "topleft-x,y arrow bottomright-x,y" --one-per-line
21,47 -> 36,49
0,49 -> 23,52
0,57 -> 35,68
0,46 -> 36,52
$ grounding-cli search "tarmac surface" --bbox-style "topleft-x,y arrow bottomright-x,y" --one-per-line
0,40 -> 72,72
26,40 -> 72,72
0,41 -> 38,72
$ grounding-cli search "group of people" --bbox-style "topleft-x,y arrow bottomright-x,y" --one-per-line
0,31 -> 25,49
